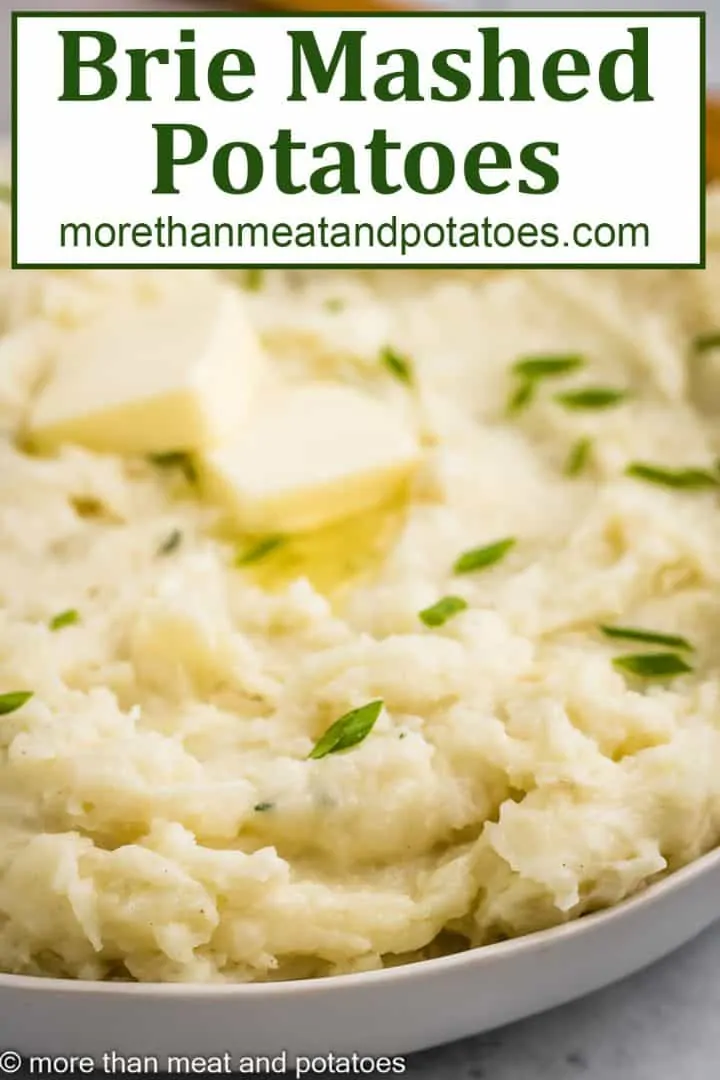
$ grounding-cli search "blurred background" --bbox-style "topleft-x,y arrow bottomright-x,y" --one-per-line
0,0 -> 718,133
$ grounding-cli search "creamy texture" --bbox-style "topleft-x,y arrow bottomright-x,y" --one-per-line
0,192 -> 720,984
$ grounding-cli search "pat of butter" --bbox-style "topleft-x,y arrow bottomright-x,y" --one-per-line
28,278 -> 268,454
200,384 -> 421,533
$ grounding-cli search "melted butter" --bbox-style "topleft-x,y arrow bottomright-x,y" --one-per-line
224,485 -> 411,599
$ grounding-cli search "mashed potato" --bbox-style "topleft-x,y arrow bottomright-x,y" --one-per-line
1,190 -> 720,984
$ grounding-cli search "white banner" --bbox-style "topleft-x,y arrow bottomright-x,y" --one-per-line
11,12 -> 704,268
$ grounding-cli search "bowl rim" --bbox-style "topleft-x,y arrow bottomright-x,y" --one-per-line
1,842 -> 719,997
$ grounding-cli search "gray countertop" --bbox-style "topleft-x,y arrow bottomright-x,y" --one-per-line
2,1 -> 720,1077
408,922 -> 720,1079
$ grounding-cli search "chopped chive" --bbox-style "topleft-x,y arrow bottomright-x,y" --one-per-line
612,652 -> 692,679
0,691 -> 33,716
324,298 -> 345,313
419,595 -> 468,628
600,625 -> 693,651
0,182 -> 10,203
309,700 -> 383,760
554,387 -> 628,410
253,801 -> 274,813
148,451 -> 197,486
380,346 -> 413,385
244,268 -> 264,292
158,529 -> 182,556
512,354 -> 584,380
625,463 -> 719,490
693,331 -> 720,353
565,436 -> 592,477
454,537 -> 516,576
236,535 -> 285,567
506,379 -> 535,416
49,609 -> 79,631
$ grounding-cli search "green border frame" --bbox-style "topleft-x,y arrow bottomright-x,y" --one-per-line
10,9 -> 707,271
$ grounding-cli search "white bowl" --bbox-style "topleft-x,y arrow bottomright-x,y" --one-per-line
1,846 -> 720,1065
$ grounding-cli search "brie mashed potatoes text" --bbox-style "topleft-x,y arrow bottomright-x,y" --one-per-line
0,180 -> 719,982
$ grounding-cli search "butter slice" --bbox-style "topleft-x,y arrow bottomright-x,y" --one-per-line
200,384 -> 421,533
28,277 -> 267,454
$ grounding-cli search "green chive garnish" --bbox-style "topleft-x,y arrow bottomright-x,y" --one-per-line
309,700 -> 383,760
244,268 -> 264,292
148,451 -> 197,486
506,380 -> 535,416
254,801 -> 274,813
158,529 -> 182,556
324,298 -> 344,313
50,609 -> 79,631
600,625 -> 693,651
419,595 -> 468,628
565,437 -> 592,477
555,388 -> 627,410
454,538 -> 516,576
612,653 -> 692,679
0,183 -> 11,203
693,331 -> 720,353
625,463 -> 719,490
380,346 -> 413,385
512,354 -> 584,380
236,535 -> 285,567
0,691 -> 33,715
